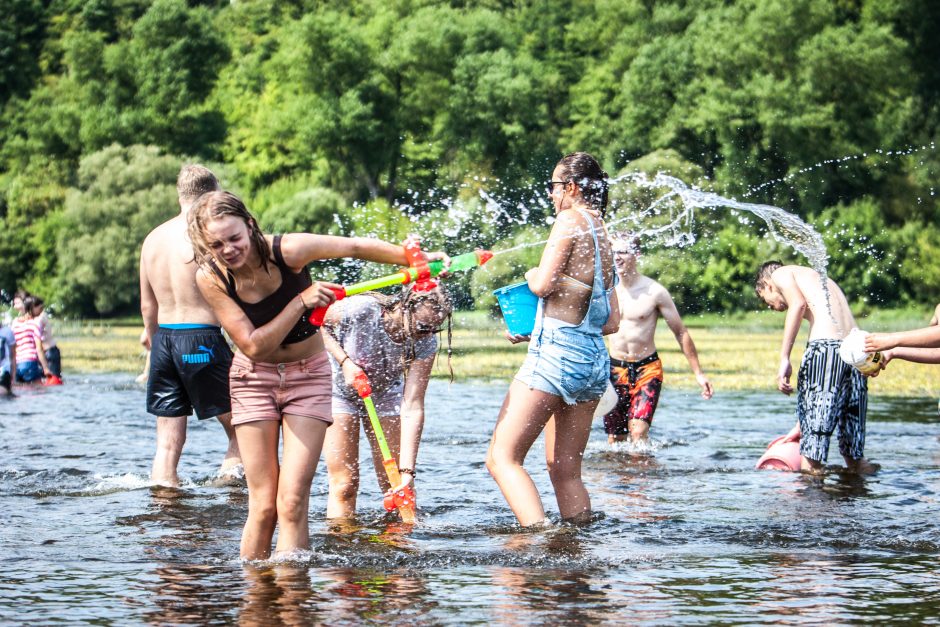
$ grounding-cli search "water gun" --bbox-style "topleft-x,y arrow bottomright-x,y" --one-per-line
350,371 -> 416,523
309,242 -> 493,325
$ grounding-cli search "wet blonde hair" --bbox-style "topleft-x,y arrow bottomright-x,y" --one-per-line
187,191 -> 272,273
369,285 -> 454,381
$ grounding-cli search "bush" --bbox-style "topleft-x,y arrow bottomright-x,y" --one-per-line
55,144 -> 183,315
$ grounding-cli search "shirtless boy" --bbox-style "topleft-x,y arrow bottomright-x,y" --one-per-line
603,235 -> 713,444
140,165 -> 241,486
755,261 -> 875,474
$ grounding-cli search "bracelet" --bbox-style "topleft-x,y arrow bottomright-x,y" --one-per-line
399,468 -> 415,477
339,355 -> 349,367
298,293 -> 309,309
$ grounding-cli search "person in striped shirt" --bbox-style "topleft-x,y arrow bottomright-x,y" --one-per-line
755,262 -> 876,475
12,295 -> 51,384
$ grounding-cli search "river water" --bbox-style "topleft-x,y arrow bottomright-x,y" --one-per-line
2,375 -> 939,624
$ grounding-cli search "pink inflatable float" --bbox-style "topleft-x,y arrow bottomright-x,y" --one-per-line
755,434 -> 802,471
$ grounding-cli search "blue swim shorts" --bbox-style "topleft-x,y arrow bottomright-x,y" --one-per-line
515,328 -> 609,405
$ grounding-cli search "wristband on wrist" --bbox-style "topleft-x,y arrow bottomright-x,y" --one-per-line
399,468 -> 415,477
339,355 -> 349,367
298,293 -> 309,309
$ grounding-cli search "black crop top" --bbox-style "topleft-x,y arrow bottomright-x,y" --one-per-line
212,235 -> 320,345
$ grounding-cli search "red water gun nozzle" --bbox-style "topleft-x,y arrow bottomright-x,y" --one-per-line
383,485 -> 416,513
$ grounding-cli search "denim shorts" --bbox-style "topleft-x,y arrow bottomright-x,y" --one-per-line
515,328 -> 609,405
16,360 -> 44,383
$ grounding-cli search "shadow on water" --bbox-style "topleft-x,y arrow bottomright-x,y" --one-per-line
2,375 -> 940,623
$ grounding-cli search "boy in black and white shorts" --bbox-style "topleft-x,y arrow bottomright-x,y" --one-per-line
755,261 -> 877,474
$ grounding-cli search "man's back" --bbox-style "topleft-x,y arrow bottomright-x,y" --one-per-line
781,265 -> 856,341
142,215 -> 218,325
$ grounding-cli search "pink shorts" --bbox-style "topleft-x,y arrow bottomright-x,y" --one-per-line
229,352 -> 333,426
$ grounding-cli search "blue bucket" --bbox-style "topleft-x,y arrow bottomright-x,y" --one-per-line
493,282 -> 538,336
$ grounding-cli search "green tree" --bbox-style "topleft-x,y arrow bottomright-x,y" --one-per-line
0,0 -> 45,105
55,145 -> 181,315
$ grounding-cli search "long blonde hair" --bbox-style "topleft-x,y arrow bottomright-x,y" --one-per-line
187,191 -> 272,273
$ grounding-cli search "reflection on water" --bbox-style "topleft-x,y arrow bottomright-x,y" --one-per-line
1,376 -> 939,623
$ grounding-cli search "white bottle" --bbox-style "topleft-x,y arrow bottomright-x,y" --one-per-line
838,328 -> 883,375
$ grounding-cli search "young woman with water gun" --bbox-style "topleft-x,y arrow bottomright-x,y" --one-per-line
486,152 -> 621,527
320,281 -> 452,522
186,191 -> 449,559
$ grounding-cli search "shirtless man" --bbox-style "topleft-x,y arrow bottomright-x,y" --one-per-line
755,261 -> 875,474
602,235 -> 713,444
140,165 -> 240,486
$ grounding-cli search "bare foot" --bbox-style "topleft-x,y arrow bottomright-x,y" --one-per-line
210,463 -> 245,487
799,457 -> 826,475
846,458 -> 880,475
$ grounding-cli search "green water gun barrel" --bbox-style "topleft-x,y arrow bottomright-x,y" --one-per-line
309,249 -> 493,325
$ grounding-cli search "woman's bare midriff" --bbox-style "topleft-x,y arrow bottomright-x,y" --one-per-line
253,331 -> 325,364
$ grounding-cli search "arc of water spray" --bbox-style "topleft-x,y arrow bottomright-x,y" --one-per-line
483,172 -> 828,276
480,171 -> 838,325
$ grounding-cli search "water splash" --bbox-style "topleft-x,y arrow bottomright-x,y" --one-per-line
607,171 -> 829,277
483,170 -> 830,285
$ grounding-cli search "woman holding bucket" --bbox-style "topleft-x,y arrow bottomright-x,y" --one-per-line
187,191 -> 448,559
486,152 -> 620,526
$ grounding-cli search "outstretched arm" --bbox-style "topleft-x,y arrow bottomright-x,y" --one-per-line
658,288 -> 713,399
866,325 -> 940,352
881,347 -> 940,367
279,233 -> 449,272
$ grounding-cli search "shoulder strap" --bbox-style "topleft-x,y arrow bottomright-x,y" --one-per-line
575,209 -> 600,246
273,234 -> 286,267
207,259 -> 239,300
575,208 -> 603,282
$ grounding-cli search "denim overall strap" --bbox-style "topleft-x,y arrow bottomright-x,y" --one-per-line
571,209 -> 609,334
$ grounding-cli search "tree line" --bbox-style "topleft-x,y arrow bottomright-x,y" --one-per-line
1,0 -> 938,316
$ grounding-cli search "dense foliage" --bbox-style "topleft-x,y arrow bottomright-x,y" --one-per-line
1,0 -> 937,315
